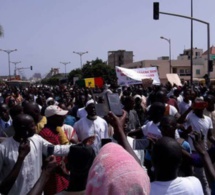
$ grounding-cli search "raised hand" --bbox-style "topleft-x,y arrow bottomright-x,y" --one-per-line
42,156 -> 58,175
190,131 -> 205,155
107,110 -> 127,134
18,140 -> 30,159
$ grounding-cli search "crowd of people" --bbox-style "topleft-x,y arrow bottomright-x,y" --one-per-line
0,81 -> 215,195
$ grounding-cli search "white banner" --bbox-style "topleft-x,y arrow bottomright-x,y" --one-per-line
115,66 -> 160,86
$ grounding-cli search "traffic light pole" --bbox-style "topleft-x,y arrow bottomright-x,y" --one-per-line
15,66 -> 33,74
159,11 -> 210,81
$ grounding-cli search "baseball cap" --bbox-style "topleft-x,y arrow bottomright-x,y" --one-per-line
45,105 -> 68,117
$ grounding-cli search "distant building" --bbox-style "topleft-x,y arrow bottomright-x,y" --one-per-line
108,50 -> 133,68
177,48 -> 203,60
45,68 -> 60,79
30,73 -> 42,82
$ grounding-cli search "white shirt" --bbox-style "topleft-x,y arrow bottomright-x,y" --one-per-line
166,104 -> 178,117
186,112 -> 213,150
142,121 -> 162,140
76,107 -> 87,119
127,136 -> 145,166
142,121 -> 180,140
151,176 -> 203,195
74,116 -> 109,154
177,95 -> 183,104
178,100 -> 192,115
0,134 -> 70,195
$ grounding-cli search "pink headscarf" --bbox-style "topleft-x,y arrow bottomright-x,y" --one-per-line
86,143 -> 150,195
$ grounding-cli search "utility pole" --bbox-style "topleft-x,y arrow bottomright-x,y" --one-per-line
11,61 -> 21,76
191,0 -> 193,86
0,49 -> 17,80
73,51 -> 88,68
60,62 -> 71,78
160,36 -> 172,73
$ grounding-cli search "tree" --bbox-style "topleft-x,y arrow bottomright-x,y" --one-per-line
41,74 -> 63,85
68,58 -> 117,86
67,68 -> 82,84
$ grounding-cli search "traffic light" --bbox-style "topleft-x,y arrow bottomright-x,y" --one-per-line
30,66 -> 33,70
209,60 -> 213,72
153,2 -> 159,20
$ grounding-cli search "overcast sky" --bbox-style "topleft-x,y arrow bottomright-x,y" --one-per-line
0,0 -> 214,78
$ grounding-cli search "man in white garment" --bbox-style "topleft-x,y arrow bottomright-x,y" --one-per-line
0,114 -> 71,195
74,99 -> 109,154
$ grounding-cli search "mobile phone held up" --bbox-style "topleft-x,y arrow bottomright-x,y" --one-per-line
133,139 -> 150,150
94,93 -> 123,117
106,93 -> 123,117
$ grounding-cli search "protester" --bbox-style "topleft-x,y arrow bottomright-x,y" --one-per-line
0,103 -> 12,137
1,79 -> 215,194
155,90 -> 180,118
39,105 -> 70,194
0,114 -> 70,195
23,102 -> 47,133
56,144 -> 96,195
151,137 -> 204,195
74,99 -> 109,154
122,96 -> 141,132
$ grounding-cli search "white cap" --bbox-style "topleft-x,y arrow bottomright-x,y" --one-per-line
45,105 -> 68,117
85,99 -> 95,107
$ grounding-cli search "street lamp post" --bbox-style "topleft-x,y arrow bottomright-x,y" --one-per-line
160,36 -> 171,73
60,62 -> 71,78
73,51 -> 88,68
191,0 -> 193,86
11,61 -> 21,76
0,49 -> 17,80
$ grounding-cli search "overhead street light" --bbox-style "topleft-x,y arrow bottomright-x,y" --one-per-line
73,51 -> 88,68
60,62 -> 71,78
11,61 -> 21,76
0,49 -> 17,80
160,36 -> 172,73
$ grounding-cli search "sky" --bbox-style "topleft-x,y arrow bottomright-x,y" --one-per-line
0,0 -> 214,78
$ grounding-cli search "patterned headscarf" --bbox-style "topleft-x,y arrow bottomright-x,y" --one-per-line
86,143 -> 150,195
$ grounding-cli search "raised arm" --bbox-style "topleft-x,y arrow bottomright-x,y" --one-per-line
107,111 -> 141,164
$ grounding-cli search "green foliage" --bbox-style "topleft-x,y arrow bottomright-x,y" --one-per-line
41,77 -> 59,85
68,58 -> 117,86
68,68 -> 82,83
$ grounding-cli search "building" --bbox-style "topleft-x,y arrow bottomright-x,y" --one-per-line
108,50 -> 133,68
122,47 -> 215,84
45,68 -> 60,79
30,73 -> 42,83
178,48 -> 203,60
